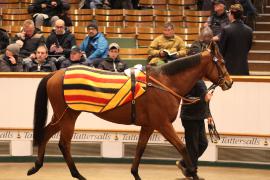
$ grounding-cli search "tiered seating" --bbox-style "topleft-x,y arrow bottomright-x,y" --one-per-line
0,0 -> 20,8
1,9 -> 30,26
95,9 -> 124,27
167,0 -> 196,11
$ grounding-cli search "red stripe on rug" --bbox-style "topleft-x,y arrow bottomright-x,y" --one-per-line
65,95 -> 110,104
65,74 -> 127,83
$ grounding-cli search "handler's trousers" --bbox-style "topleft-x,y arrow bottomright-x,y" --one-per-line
181,119 -> 208,170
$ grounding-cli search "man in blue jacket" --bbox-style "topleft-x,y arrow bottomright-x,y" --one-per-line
80,22 -> 108,67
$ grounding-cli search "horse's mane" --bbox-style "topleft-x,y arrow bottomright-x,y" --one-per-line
160,53 -> 201,75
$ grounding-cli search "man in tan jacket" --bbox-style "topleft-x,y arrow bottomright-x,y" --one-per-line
148,22 -> 187,65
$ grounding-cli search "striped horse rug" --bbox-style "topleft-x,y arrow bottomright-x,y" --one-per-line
63,65 -> 147,113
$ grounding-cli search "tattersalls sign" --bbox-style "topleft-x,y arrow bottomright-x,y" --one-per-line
0,130 -> 269,148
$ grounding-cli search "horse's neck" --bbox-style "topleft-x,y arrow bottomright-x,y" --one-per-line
169,54 -> 210,96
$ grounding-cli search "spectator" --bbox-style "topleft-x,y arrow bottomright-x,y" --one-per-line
24,45 -> 57,72
98,43 -> 128,72
204,0 -> 230,43
0,28 -> 10,54
60,46 -> 88,69
80,21 -> 108,67
220,3 -> 253,75
110,0 -> 133,9
236,0 -> 257,28
202,0 -> 214,11
148,22 -> 187,65
79,0 -> 110,9
0,44 -> 23,72
188,27 -> 214,55
13,19 -> 45,61
28,0 -> 72,29
46,19 -> 76,65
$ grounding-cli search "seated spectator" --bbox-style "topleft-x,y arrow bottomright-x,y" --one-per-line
0,28 -> 9,54
24,45 -> 57,72
79,0 -> 110,9
80,21 -> 108,67
0,44 -> 23,72
60,46 -> 88,69
13,19 -> 45,61
148,22 -> 187,65
28,0 -> 72,29
98,43 -> 128,72
110,0 -> 133,9
188,27 -> 214,55
204,0 -> 230,43
46,19 -> 76,68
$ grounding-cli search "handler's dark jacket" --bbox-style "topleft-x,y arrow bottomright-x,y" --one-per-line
0,54 -> 23,72
13,29 -> 45,58
98,57 -> 128,72
24,59 -> 57,72
220,19 -> 253,75
46,29 -> 76,58
180,80 -> 211,121
60,56 -> 88,69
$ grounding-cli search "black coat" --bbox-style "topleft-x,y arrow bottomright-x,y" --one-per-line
60,56 -> 88,69
0,55 -> 23,72
98,57 -> 128,72
180,80 -> 211,121
24,59 -> 57,72
0,28 -> 9,53
28,0 -> 70,18
220,20 -> 253,75
46,29 -> 76,58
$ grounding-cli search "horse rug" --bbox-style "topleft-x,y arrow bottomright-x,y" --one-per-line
63,65 -> 146,113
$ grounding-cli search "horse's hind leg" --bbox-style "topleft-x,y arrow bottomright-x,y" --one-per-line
27,115 -> 61,175
58,110 -> 86,180
131,126 -> 154,180
157,123 -> 199,180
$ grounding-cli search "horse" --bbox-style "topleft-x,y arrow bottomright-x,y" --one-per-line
27,43 -> 233,180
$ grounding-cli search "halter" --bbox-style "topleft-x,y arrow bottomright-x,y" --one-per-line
207,41 -> 228,92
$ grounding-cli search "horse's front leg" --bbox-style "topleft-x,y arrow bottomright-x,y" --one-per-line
131,126 -> 154,180
157,122 -> 199,180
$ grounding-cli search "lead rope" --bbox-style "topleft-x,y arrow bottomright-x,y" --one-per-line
148,75 -> 200,105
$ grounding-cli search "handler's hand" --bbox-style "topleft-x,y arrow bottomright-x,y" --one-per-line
207,117 -> 213,124
204,91 -> 213,102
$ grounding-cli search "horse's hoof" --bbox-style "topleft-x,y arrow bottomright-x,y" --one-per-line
27,167 -> 38,176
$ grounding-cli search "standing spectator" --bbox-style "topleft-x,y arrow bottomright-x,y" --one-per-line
80,21 -> 108,67
148,22 -> 187,65
24,45 -> 57,72
237,0 -> 257,28
0,28 -> 10,54
98,43 -> 128,72
220,4 -> 253,75
28,0 -> 72,29
13,19 -> 45,61
0,44 -> 23,72
60,46 -> 88,69
46,19 -> 76,60
204,0 -> 230,43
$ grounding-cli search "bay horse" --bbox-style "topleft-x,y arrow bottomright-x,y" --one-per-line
27,43 -> 233,180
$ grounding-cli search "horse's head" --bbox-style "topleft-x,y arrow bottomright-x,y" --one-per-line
204,41 -> 233,91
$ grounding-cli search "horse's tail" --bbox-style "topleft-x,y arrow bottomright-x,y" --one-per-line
33,73 -> 55,146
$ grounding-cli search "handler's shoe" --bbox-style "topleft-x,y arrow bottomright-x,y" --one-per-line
176,160 -> 192,178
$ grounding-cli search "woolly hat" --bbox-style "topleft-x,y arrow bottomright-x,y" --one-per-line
6,43 -> 20,56
87,21 -> 98,30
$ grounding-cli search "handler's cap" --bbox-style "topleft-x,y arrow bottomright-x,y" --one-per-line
70,45 -> 81,53
109,43 -> 120,50
87,20 -> 98,30
213,0 -> 226,5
